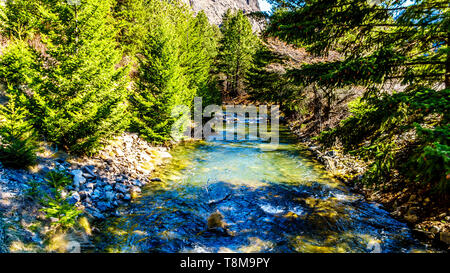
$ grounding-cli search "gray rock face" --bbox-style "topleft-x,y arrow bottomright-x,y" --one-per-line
181,0 -> 264,31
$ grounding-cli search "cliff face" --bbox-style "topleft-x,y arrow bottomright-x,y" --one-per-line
182,0 -> 263,31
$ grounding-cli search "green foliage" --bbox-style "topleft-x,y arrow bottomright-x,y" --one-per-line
44,169 -> 72,190
411,124 -> 450,194
246,44 -> 303,114
40,169 -> 80,229
1,0 -> 222,150
218,9 -> 259,98
187,11 -> 221,106
40,197 -> 81,229
0,0 -> 37,39
0,0 -> 130,155
25,179 -> 42,200
0,39 -> 38,94
127,0 -> 220,143
0,95 -> 37,169
317,88 -> 450,194
267,0 -> 449,196
130,11 -> 192,143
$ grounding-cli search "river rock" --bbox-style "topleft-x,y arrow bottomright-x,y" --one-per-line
105,191 -> 115,202
85,182 -> 95,190
159,151 -> 172,160
71,170 -> 86,188
96,201 -> 110,212
131,186 -> 141,193
67,192 -> 81,205
79,190 -> 90,199
430,226 -> 441,235
90,210 -> 105,220
404,213 -> 418,223
115,184 -> 129,194
91,189 -> 102,200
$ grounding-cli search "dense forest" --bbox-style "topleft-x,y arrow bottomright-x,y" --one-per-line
0,0 -> 448,253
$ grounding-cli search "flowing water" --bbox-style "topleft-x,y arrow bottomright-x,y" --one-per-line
93,114 -> 432,253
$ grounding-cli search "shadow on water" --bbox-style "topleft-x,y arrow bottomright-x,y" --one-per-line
92,117 -> 433,253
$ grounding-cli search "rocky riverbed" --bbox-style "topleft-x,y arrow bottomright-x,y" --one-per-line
0,132 -> 173,252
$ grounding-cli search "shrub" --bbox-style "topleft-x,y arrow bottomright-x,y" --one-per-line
40,197 -> 81,229
40,169 -> 80,229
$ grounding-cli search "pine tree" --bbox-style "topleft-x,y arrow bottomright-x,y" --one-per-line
126,0 -> 220,142
267,0 -> 448,89
218,9 -> 258,99
266,0 -> 449,194
130,13 -> 192,143
0,39 -> 39,98
0,0 -> 37,40
1,0 -> 131,155
185,11 -> 221,105
246,44 -> 302,114
0,94 -> 37,169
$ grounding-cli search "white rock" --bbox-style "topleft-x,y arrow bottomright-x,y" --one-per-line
71,169 -> 86,188
159,151 -> 172,159
105,191 -> 115,201
67,192 -> 81,205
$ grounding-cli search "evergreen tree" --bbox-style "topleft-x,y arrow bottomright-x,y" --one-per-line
0,39 -> 39,98
246,44 -> 303,115
130,13 -> 192,143
266,0 -> 449,195
186,11 -> 221,105
126,0 -> 220,142
0,0 -> 37,39
0,94 -> 37,169
1,0 -> 130,155
218,9 -> 258,99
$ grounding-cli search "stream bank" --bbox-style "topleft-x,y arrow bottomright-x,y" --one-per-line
0,132 -> 174,252
287,125 -> 450,251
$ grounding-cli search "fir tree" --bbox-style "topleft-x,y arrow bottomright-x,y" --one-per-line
218,9 -> 258,99
0,0 -> 36,39
1,0 -> 130,155
186,11 -> 221,105
0,94 -> 37,169
130,13 -> 192,143
266,0 -> 449,194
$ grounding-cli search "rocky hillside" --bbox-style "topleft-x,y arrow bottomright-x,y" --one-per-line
182,0 -> 264,31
